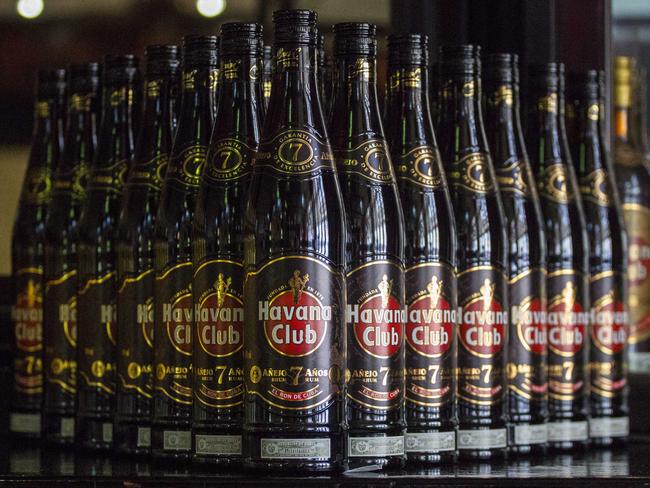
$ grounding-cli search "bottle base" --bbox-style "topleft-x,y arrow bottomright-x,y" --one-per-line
458,447 -> 508,461
151,423 -> 192,462
114,419 -> 151,456
43,413 -> 75,446
508,443 -> 547,456
549,440 -> 589,452
76,416 -> 113,451
590,436 -> 628,449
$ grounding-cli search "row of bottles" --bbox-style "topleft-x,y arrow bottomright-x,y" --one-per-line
9,9 -> 634,472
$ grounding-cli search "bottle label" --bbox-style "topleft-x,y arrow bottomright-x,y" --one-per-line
154,262 -> 193,406
589,270 -> 628,400
335,138 -> 395,184
405,431 -> 456,453
117,269 -> 155,401
127,154 -> 167,191
457,266 -> 508,407
53,162 -> 90,202
12,268 -> 44,395
221,59 -> 262,82
538,162 -> 573,204
193,259 -> 244,410
88,159 -> 128,194
260,438 -> 330,459
44,270 -> 78,397
579,168 -> 613,207
622,203 -> 650,358
508,268 -> 548,404
513,423 -> 548,446
404,263 -> 456,408
395,145 -> 445,189
495,158 -> 532,196
22,167 -> 53,204
448,152 -> 495,194
346,260 -> 405,411
77,271 -> 117,396
165,144 -> 206,189
244,256 -> 344,411
195,434 -> 242,456
255,128 -> 334,176
546,270 -> 588,402
388,67 -> 422,90
348,436 -> 405,458
589,416 -> 629,438
547,420 -> 588,442
205,138 -> 254,182
457,428 -> 507,450
488,85 -> 514,107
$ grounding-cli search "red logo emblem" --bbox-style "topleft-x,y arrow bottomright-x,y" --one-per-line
13,280 -> 43,353
515,296 -> 547,355
162,294 -> 193,356
351,274 -> 403,359
459,278 -> 505,357
406,275 -> 453,357
592,292 -> 627,354
262,270 -> 328,357
197,273 -> 243,357
548,281 -> 586,356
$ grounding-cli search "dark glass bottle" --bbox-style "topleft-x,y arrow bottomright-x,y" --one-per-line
243,9 -> 346,473
191,23 -> 263,466
152,35 -> 217,461
114,45 -> 179,455
11,68 -> 66,439
570,70 -> 629,446
526,63 -> 590,451
384,34 -> 457,465
77,54 -> 140,451
262,45 -> 273,110
438,45 -> 509,461
317,30 -> 326,105
483,54 -> 548,455
329,22 -> 406,470
43,63 -> 99,445
613,57 -> 650,374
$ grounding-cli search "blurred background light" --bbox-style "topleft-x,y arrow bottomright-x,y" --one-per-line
196,0 -> 226,18
16,0 -> 43,19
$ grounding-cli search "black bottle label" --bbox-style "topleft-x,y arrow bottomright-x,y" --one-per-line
52,162 -> 90,202
495,158 -> 531,197
448,152 -> 495,194
457,266 -> 508,407
165,144 -> 207,190
346,260 -> 406,411
154,262 -> 193,406
395,145 -> 445,189
404,263 -> 456,408
622,203 -> 650,351
127,154 -> 168,191
255,128 -> 334,176
335,138 -> 394,184
244,256 -> 344,411
77,272 -> 117,396
205,138 -> 254,182
579,168 -> 613,207
538,162 -> 573,204
194,259 -> 245,409
23,167 -> 53,204
508,268 -> 547,404
589,271 -> 628,400
547,270 -> 589,402
12,268 -> 44,395
117,269 -> 155,401
44,270 -> 78,397
88,160 -> 129,194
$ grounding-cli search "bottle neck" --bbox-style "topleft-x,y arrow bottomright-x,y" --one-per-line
213,54 -> 264,139
384,64 -> 435,145
264,45 -> 323,133
136,74 -> 175,160
526,87 -> 563,166
175,66 -> 217,145
330,54 -> 383,137
575,93 -> 604,173
32,95 -> 64,155
61,90 -> 99,169
437,72 -> 487,154
98,82 -> 137,162
484,81 -> 518,164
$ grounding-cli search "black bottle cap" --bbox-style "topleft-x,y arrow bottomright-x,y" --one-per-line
597,70 -> 606,100
483,53 -> 518,84
144,44 -> 179,77
36,68 -> 66,99
529,62 -> 560,91
103,54 -> 140,85
220,23 -> 263,56
273,9 -> 318,46
333,23 -> 377,57
439,44 -> 481,75
68,62 -> 100,93
182,35 -> 219,68
569,69 -> 599,99
387,34 -> 429,67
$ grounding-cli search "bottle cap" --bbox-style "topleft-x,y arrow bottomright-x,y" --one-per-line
333,23 -> 376,57
569,70 -> 599,100
387,34 -> 429,67
273,9 -> 318,46
483,53 -> 517,84
103,54 -> 140,85
145,44 -> 180,76
182,35 -> 219,68
439,44 -> 480,75
68,62 -> 100,93
36,68 -> 66,99
529,62 -> 560,91
220,23 -> 263,57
